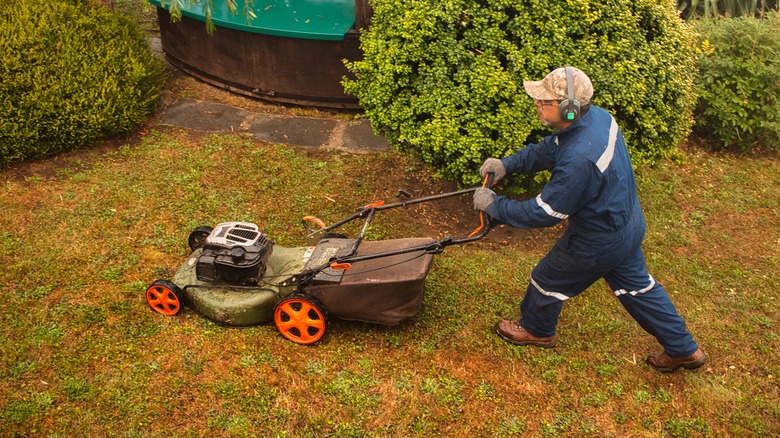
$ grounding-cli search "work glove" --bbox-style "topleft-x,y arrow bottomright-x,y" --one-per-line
479,158 -> 506,185
473,187 -> 497,212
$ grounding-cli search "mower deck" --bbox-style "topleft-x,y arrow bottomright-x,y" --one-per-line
157,237 -> 436,328
170,245 -> 307,326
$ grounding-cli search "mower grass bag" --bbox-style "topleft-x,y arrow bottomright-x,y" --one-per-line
303,237 -> 436,325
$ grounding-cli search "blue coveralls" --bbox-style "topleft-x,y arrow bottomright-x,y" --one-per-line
483,106 -> 699,357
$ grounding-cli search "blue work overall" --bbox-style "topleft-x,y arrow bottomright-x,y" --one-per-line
484,106 -> 699,357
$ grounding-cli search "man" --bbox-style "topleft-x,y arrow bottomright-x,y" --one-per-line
473,67 -> 707,373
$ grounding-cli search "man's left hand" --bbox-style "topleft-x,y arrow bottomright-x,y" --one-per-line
473,187 -> 496,212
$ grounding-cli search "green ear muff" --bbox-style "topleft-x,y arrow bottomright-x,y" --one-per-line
559,66 -> 581,121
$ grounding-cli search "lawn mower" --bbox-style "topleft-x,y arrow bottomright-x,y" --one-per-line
145,175 -> 494,344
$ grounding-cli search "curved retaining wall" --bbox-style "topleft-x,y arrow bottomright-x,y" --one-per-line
153,1 -> 370,108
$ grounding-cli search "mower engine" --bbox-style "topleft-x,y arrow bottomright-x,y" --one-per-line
196,222 -> 273,286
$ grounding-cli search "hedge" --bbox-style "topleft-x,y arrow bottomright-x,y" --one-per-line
693,13 -> 780,152
0,0 -> 166,167
344,0 -> 698,187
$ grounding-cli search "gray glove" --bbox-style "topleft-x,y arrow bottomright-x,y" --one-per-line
473,187 -> 496,212
479,158 -> 506,184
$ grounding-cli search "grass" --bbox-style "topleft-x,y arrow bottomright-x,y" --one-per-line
1,2 -> 778,435
0,125 -> 778,436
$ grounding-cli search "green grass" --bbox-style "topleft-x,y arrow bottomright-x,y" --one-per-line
0,127 -> 778,436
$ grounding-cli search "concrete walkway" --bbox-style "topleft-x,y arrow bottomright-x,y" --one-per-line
158,98 -> 390,154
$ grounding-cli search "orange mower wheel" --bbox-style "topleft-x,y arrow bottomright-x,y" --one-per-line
146,279 -> 184,316
274,294 -> 328,345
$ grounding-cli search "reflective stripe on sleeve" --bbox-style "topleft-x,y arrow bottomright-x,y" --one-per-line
595,116 -> 618,173
535,195 -> 569,220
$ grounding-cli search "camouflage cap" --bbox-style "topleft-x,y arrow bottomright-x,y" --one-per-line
523,67 -> 593,105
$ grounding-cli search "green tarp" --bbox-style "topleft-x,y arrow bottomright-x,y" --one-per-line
148,0 -> 355,40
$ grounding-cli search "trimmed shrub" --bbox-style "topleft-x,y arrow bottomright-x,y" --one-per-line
0,0 -> 166,167
344,0 -> 697,187
692,13 -> 780,152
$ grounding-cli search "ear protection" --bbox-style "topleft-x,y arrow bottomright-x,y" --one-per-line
559,66 -> 581,122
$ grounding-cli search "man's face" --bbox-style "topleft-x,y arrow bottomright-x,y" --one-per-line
534,99 -> 561,128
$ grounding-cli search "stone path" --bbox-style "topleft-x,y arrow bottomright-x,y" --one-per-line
158,98 -> 390,154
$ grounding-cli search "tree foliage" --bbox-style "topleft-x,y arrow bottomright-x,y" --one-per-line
153,0 -> 256,34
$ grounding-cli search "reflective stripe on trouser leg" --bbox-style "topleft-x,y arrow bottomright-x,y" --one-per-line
520,239 -> 605,338
519,280 -> 566,338
605,247 -> 698,357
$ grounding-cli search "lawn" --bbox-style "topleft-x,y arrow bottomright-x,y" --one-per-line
0,119 -> 778,436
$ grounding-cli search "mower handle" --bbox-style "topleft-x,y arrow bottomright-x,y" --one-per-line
295,173 -> 496,281
466,172 -> 495,240
313,171 -> 494,244
329,172 -> 494,228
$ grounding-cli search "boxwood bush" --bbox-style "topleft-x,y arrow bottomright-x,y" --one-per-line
692,13 -> 780,153
344,0 -> 697,187
0,0 -> 166,167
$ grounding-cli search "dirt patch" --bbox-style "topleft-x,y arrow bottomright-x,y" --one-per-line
0,134 -> 142,181
389,173 -> 561,250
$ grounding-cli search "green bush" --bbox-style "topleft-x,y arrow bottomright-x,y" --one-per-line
692,13 -> 780,152
0,0 -> 166,167
344,0 -> 697,187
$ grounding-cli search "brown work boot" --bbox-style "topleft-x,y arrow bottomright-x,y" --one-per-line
494,319 -> 556,348
646,348 -> 708,373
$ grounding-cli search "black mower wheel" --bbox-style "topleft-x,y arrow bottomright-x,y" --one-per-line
188,226 -> 214,251
146,279 -> 185,316
274,294 -> 328,345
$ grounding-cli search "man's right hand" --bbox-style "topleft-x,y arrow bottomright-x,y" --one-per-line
479,158 -> 506,185
473,187 -> 497,212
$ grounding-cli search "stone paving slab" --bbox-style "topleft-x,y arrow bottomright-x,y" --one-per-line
158,98 -> 390,153
247,115 -> 337,147
342,120 -> 390,152
160,99 -> 251,132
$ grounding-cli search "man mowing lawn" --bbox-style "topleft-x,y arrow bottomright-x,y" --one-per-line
474,67 -> 707,373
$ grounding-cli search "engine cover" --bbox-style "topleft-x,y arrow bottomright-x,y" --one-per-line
196,222 -> 273,285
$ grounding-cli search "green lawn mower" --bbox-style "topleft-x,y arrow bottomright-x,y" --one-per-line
145,177 -> 494,345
